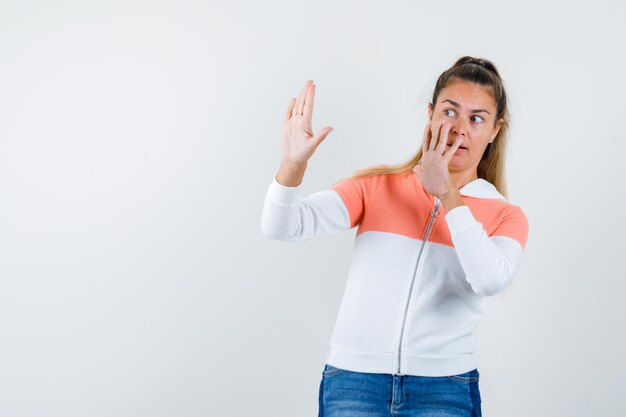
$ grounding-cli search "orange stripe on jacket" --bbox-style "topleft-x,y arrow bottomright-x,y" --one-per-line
330,171 -> 528,250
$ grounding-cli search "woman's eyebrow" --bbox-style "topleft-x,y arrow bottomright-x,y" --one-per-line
442,99 -> 491,115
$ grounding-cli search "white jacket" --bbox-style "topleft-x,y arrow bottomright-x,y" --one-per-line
261,169 -> 528,377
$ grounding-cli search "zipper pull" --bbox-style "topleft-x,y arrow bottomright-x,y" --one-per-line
432,197 -> 442,217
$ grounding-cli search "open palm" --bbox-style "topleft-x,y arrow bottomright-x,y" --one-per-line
418,120 -> 464,198
281,80 -> 333,165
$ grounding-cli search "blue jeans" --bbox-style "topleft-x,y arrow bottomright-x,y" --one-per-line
318,364 -> 482,417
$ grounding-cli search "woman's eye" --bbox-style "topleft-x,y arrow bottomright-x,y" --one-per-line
443,109 -> 484,123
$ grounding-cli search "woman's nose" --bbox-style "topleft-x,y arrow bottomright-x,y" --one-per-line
451,119 -> 468,136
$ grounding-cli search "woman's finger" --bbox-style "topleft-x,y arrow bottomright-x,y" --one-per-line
429,119 -> 445,151
437,121 -> 450,154
303,83 -> 315,122
291,81 -> 309,118
428,122 -> 437,151
297,80 -> 313,116
291,94 -> 298,118
285,98 -> 296,122
444,136 -> 464,162
422,123 -> 430,154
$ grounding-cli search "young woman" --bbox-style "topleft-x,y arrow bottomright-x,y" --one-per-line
261,56 -> 528,417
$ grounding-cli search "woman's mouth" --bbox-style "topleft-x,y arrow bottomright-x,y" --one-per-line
447,143 -> 467,153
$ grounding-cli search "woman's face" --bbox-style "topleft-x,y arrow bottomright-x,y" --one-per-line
428,79 -> 504,172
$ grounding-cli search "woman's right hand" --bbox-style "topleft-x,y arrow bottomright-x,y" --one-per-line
281,80 -> 333,165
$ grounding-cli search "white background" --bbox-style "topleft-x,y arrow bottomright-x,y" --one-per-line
1,0 -> 625,416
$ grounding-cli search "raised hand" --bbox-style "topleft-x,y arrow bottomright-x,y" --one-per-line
416,120 -> 464,199
280,80 -> 333,165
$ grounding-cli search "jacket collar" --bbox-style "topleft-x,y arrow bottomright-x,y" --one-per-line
410,168 -> 507,202
459,177 -> 507,201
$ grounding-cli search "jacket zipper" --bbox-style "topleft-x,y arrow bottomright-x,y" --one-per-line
395,196 -> 442,375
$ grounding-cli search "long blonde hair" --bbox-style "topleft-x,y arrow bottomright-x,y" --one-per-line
333,55 -> 511,199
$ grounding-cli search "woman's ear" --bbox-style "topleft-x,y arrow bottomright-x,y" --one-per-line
490,118 -> 505,142
427,103 -> 433,122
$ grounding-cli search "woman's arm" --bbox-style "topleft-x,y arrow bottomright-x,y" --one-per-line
445,204 -> 529,297
262,80 -> 340,241
260,173 -> 351,242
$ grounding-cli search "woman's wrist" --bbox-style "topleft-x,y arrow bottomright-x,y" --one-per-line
439,187 -> 465,212
276,159 -> 308,187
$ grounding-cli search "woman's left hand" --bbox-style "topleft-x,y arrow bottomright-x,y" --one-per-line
415,120 -> 464,199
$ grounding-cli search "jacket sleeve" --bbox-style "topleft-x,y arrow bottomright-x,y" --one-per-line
328,173 -> 383,229
261,173 -> 383,242
260,175 -> 352,242
444,204 -> 529,297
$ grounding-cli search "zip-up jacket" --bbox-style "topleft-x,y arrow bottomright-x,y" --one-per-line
261,169 -> 529,377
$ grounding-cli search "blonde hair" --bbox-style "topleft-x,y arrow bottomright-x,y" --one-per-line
333,55 -> 511,199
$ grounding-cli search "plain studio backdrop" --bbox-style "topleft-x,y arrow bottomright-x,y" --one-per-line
0,0 -> 624,416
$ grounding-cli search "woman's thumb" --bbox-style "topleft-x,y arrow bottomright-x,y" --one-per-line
312,127 -> 333,147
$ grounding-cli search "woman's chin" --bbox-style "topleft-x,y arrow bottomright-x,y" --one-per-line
448,159 -> 476,173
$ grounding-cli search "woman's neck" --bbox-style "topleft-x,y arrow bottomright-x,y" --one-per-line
450,169 -> 479,190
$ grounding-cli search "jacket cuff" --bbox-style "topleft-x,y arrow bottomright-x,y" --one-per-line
267,175 -> 302,206
445,205 -> 479,236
